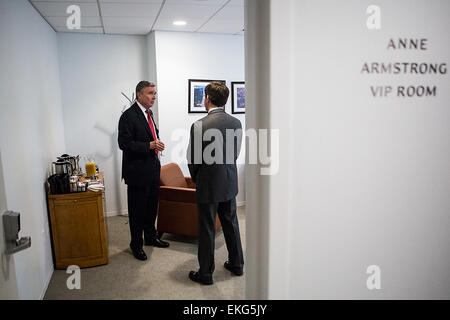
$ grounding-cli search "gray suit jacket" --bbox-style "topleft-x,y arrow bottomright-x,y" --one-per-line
187,108 -> 242,203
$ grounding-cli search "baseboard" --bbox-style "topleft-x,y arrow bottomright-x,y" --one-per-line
106,210 -> 128,217
40,265 -> 54,300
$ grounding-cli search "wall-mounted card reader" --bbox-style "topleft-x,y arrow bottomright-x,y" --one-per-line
3,211 -> 31,254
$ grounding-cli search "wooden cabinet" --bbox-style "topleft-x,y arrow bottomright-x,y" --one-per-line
47,180 -> 108,269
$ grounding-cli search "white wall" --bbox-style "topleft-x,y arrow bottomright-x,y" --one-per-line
152,31 -> 246,204
0,0 -> 66,299
57,33 -> 148,216
246,0 -> 450,299
147,32 -> 159,124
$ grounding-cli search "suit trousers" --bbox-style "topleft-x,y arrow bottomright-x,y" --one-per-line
127,183 -> 159,251
197,198 -> 244,277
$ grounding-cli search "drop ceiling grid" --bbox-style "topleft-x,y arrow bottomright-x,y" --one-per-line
153,0 -> 227,32
29,0 -> 244,35
100,2 -> 163,34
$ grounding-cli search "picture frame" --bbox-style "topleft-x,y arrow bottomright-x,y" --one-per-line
188,79 -> 226,113
231,81 -> 246,114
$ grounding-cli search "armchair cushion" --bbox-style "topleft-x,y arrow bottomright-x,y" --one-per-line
160,163 -> 188,188
159,186 -> 196,203
185,177 -> 196,189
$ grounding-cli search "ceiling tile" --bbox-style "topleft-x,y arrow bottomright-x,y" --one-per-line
103,16 -> 154,28
54,26 -> 104,33
212,3 -> 244,20
153,18 -> 204,32
31,0 -> 96,2
165,0 -> 228,5
99,0 -> 161,3
100,2 -> 161,17
104,26 -> 152,35
196,1 -> 244,33
197,18 -> 243,34
45,16 -> 102,27
158,3 -> 220,20
227,0 -> 244,6
32,2 -> 100,17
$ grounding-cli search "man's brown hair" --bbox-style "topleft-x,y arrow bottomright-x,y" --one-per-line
204,82 -> 229,107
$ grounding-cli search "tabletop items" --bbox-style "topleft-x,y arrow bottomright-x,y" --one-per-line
48,154 -> 102,194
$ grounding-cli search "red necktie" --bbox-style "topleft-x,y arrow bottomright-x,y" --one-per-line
145,109 -> 158,155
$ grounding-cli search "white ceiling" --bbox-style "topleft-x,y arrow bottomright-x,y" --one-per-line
29,0 -> 245,35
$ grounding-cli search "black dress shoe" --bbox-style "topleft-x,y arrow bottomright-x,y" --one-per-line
130,247 -> 147,261
145,238 -> 169,248
224,261 -> 243,276
189,271 -> 213,285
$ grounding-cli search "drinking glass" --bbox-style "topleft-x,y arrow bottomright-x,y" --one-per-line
85,155 -> 96,179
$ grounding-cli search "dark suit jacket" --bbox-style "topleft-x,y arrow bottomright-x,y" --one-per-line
187,108 -> 242,203
118,102 -> 160,186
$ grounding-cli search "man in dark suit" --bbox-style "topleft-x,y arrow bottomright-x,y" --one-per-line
187,82 -> 244,285
118,81 -> 170,261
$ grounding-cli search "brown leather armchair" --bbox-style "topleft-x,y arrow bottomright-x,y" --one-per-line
157,163 -> 221,238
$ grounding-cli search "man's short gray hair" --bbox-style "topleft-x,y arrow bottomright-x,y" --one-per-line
136,81 -> 156,97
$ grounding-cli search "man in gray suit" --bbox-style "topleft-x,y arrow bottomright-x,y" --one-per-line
187,81 -> 244,285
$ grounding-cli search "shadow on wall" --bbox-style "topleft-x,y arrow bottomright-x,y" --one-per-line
93,123 -> 122,215
92,95 -> 132,216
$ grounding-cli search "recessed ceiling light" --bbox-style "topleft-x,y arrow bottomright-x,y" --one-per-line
173,21 -> 187,26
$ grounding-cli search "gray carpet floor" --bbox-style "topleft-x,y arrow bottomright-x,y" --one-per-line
43,206 -> 245,300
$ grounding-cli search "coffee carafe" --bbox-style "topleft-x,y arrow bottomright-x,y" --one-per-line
58,154 -> 80,175
52,159 -> 73,175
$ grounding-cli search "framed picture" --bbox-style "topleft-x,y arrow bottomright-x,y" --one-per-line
231,81 -> 246,114
188,79 -> 226,113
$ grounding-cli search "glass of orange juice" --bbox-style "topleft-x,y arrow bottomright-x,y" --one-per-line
85,156 -> 96,179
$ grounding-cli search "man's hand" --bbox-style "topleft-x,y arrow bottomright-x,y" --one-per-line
150,140 -> 165,152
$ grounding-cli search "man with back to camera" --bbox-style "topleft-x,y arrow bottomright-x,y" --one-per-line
187,81 -> 244,285
118,81 -> 170,261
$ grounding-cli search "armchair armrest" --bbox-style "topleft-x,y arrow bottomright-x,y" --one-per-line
159,186 -> 196,203
185,177 -> 196,189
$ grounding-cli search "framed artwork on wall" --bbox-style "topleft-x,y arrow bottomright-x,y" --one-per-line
188,79 -> 226,113
231,81 -> 245,114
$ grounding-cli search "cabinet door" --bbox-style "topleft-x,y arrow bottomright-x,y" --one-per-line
50,195 -> 107,268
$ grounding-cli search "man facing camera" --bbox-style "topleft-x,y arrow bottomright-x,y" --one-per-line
118,81 -> 169,261
187,82 -> 244,285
